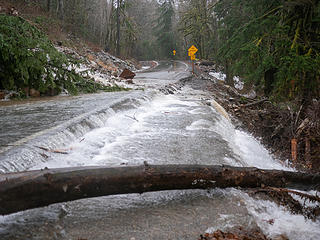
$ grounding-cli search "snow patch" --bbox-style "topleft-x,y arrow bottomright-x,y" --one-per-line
55,45 -> 138,91
209,71 -> 244,90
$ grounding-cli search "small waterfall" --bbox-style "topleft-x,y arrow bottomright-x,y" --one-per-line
209,99 -> 290,170
0,95 -> 152,173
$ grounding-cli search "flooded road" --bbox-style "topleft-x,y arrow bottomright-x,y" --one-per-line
0,61 -> 319,239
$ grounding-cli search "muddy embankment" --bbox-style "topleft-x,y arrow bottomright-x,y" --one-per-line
178,63 -> 320,173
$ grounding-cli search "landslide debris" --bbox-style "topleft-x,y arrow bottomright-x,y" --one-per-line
0,10 -> 137,100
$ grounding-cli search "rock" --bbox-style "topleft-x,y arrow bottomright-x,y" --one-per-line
119,68 -> 136,79
0,91 -> 5,99
126,79 -> 134,84
96,59 -> 118,74
29,88 -> 40,97
87,54 -> 95,62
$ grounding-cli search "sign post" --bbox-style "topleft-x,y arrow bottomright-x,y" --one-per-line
190,54 -> 195,73
188,45 -> 198,74
173,50 -> 176,70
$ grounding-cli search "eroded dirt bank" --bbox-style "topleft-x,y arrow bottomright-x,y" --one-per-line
177,70 -> 320,173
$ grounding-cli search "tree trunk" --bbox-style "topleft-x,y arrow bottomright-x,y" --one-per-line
0,164 -> 319,215
225,61 -> 233,85
116,0 -> 120,56
305,128 -> 311,166
47,0 -> 51,12
56,0 -> 64,20
264,68 -> 276,96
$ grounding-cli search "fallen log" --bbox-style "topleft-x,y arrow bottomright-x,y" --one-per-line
0,164 -> 319,215
243,98 -> 269,107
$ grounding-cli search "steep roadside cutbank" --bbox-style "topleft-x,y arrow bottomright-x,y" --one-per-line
0,10 -> 140,102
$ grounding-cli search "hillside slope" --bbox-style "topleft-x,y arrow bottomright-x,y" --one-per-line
0,1 -> 138,99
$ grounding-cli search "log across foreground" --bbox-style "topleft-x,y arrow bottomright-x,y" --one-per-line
0,164 -> 319,215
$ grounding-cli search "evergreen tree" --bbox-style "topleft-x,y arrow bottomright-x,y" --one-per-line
178,0 -> 216,59
213,0 -> 320,100
155,0 -> 177,59
0,15 -> 81,95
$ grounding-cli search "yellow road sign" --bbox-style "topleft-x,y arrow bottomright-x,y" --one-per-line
190,54 -> 196,60
188,45 -> 198,55
173,50 -> 176,55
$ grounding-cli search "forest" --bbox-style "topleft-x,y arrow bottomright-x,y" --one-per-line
1,1 -> 320,239
0,0 -> 319,100
0,0 -> 319,170
41,0 -> 320,101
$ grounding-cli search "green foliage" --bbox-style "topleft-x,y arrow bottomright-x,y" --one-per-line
0,15 -> 93,95
121,3 -> 138,57
32,15 -> 60,33
134,40 -> 158,60
154,0 -> 177,59
178,0 -> 215,59
213,0 -> 320,101
74,77 -> 130,94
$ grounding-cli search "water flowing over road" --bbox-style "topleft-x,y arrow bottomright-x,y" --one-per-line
0,61 -> 319,239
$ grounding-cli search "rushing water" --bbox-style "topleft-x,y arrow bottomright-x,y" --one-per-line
0,61 -> 319,239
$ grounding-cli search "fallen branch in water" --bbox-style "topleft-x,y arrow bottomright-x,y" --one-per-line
35,146 -> 69,154
254,187 -> 320,205
266,187 -> 320,204
0,164 -> 319,215
252,186 -> 320,220
125,112 -> 139,122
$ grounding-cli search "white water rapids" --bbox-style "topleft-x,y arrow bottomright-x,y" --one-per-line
0,61 -> 319,239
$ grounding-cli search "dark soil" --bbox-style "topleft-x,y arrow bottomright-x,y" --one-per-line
181,67 -> 320,173
198,227 -> 278,240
